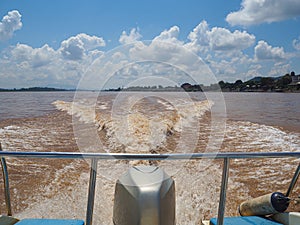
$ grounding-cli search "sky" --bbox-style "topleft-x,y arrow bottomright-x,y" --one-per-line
0,0 -> 300,89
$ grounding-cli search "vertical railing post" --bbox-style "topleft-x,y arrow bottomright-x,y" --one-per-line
0,143 -> 12,216
217,157 -> 230,225
286,162 -> 300,197
86,158 -> 98,225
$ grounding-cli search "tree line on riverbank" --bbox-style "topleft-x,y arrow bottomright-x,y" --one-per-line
217,72 -> 299,92
0,87 -> 69,92
180,71 -> 300,92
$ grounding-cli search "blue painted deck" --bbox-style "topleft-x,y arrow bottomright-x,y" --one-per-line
15,219 -> 84,225
210,216 -> 283,225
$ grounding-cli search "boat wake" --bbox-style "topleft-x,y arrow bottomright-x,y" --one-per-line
53,96 -> 213,154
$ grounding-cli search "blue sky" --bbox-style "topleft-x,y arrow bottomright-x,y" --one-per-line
0,0 -> 300,89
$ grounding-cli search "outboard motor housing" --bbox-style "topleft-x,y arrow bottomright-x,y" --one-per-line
113,165 -> 175,225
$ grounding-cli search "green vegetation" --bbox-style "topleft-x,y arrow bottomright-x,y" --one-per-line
218,72 -> 300,92
111,72 -> 300,93
0,87 -> 69,92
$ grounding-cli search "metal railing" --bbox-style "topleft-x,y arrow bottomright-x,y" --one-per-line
0,144 -> 12,217
1,149 -> 300,225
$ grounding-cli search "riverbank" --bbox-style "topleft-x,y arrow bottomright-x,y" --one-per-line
0,87 -> 71,92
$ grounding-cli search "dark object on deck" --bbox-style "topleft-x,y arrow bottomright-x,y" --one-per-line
239,192 -> 290,216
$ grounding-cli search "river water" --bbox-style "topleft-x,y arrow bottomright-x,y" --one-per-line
0,91 -> 299,224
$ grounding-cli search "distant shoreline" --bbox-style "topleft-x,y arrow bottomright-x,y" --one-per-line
0,87 -> 73,92
1,72 -> 299,93
1,87 -> 299,93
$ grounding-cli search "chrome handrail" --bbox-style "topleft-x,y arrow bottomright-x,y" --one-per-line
286,162 -> 300,197
0,151 -> 300,159
0,144 -> 12,216
1,150 -> 300,225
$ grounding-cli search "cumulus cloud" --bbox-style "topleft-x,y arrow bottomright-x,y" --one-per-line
268,62 -> 291,76
185,20 -> 210,53
76,24 -> 220,90
0,42 -> 83,87
79,39 -> 217,90
121,28 -> 186,71
0,10 -> 22,41
209,28 -> 255,51
60,33 -> 105,60
119,28 -> 142,44
226,0 -> 300,26
293,36 -> 300,50
255,40 -> 286,60
0,33 -> 106,88
9,43 -> 57,68
208,59 -> 237,77
153,26 -> 183,45
185,20 -> 255,53
116,24 -> 256,85
129,39 -> 186,64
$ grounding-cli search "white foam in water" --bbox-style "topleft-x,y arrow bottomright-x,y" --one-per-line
0,125 -> 21,136
225,120 -> 300,152
0,125 -> 45,151
53,98 -> 213,153
53,100 -> 97,125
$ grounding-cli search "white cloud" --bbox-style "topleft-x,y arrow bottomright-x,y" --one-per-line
226,0 -> 300,26
209,59 -> 237,76
119,28 -> 142,44
293,36 -> 300,50
59,33 -> 105,60
0,33 -> 106,88
184,21 -> 292,81
209,28 -> 255,51
126,26 -> 187,63
268,62 -> 290,76
0,43 -> 83,88
185,20 -> 210,53
9,43 -> 57,68
255,40 -> 286,60
185,20 -> 255,53
113,24 -> 257,85
77,36 -> 219,90
0,10 -> 22,41
153,26 -> 183,45
242,64 -> 263,81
